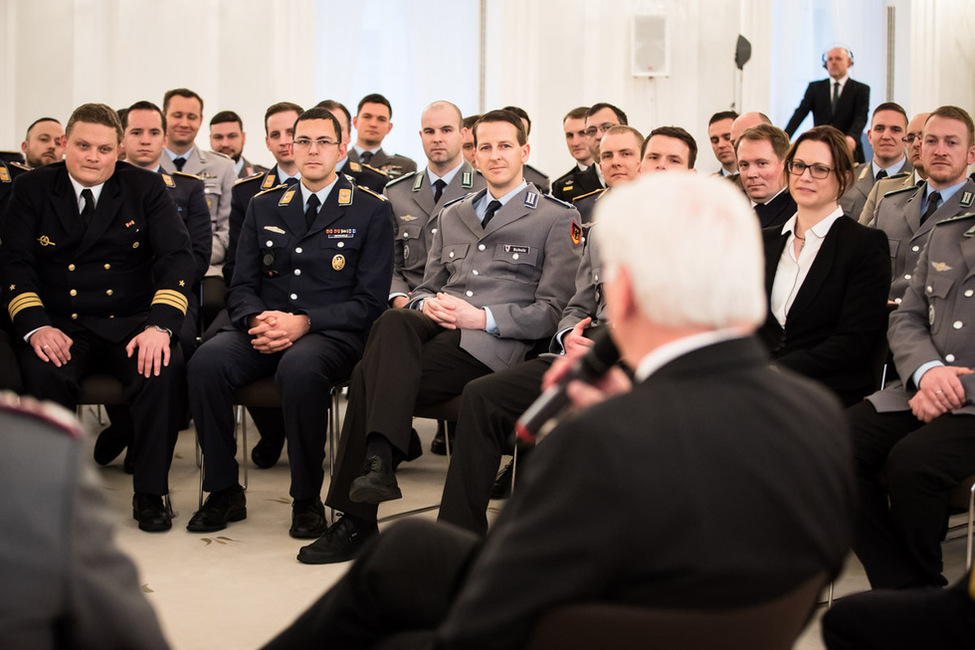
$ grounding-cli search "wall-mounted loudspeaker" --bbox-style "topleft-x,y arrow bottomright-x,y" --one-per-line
631,14 -> 669,77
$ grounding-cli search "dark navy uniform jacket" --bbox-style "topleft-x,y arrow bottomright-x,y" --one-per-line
0,160 -> 30,222
227,174 -> 394,350
1,161 -> 195,343
159,170 -> 211,284
225,164 -> 293,284
339,159 -> 389,194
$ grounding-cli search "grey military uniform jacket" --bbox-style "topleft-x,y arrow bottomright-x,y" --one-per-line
160,146 -> 236,276
859,171 -> 920,226
349,148 -> 417,179
873,179 -> 975,302
385,162 -> 484,299
407,184 -> 583,371
549,223 -> 608,353
867,209 -> 975,416
840,159 -> 913,222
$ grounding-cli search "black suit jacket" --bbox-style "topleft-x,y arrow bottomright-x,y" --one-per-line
553,164 -> 602,202
755,190 -> 797,229
1,161 -> 195,343
759,216 -> 890,404
435,336 -> 856,649
785,78 -> 870,161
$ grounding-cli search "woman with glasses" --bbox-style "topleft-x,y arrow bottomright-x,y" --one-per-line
758,125 -> 891,406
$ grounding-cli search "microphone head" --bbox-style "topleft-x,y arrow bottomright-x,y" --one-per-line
578,329 -> 620,377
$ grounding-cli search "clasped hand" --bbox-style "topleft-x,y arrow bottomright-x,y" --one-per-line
248,311 -> 310,353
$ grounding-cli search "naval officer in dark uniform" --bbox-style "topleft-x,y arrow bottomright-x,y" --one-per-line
0,158 -> 31,392
187,107 -> 394,538
0,103 -> 195,532
317,99 -> 390,194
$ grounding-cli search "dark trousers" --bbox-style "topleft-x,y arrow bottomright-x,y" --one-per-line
324,309 -> 492,521
188,329 -> 359,500
0,326 -> 22,392
18,328 -> 182,495
849,400 -> 975,588
822,570 -> 975,649
262,518 -> 480,650
438,357 -> 550,534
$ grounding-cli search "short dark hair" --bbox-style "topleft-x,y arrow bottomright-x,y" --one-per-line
502,106 -> 531,136
462,114 -> 481,130
564,106 -> 590,122
785,125 -> 855,199
210,110 -> 243,129
293,107 -> 343,142
872,102 -> 907,122
357,93 -> 392,117
736,123 -> 791,160
926,105 -> 975,148
123,101 -> 167,132
264,102 -> 304,135
473,110 -> 527,147
643,126 -> 698,169
709,110 -> 739,126
24,117 -> 61,139
586,102 -> 628,126
315,100 -> 352,134
602,125 -> 645,150
163,88 -> 204,114
66,103 -> 123,144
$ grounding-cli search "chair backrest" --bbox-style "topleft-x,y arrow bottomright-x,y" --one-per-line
524,572 -> 827,650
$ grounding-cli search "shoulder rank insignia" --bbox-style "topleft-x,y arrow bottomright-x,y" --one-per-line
936,212 -> 975,226
572,188 -> 604,203
235,171 -> 264,185
162,173 -> 176,188
462,171 -> 473,188
0,167 -> 8,183
262,174 -> 277,190
524,191 -> 539,209
362,163 -> 389,177
882,185 -> 918,198
357,185 -> 387,201
412,173 -> 424,192
384,170 -> 416,189
442,193 -> 471,210
278,188 -> 296,206
349,161 -> 362,173
570,221 -> 583,246
254,183 -> 287,198
338,188 -> 353,205
545,194 -> 576,208
932,261 -> 953,273
961,191 -> 974,208
9,161 -> 29,172
174,171 -> 202,180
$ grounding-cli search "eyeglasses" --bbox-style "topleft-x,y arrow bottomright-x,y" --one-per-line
902,133 -> 923,145
584,123 -> 618,137
293,138 -> 339,149
786,160 -> 835,179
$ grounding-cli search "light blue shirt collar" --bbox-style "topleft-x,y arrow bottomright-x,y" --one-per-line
426,161 -> 463,189
353,145 -> 380,158
299,177 -> 340,211
474,181 -> 528,223
165,146 -> 195,162
923,179 -> 967,212
872,158 -> 907,178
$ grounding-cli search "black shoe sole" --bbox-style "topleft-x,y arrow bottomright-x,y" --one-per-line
289,522 -> 327,539
349,480 -> 402,504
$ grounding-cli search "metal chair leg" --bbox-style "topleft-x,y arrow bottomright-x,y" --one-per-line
240,407 -> 248,491
968,482 -> 974,571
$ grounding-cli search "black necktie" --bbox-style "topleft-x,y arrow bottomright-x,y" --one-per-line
831,82 -> 840,113
482,200 -> 502,228
433,179 -> 447,205
920,191 -> 941,225
360,151 -> 373,165
304,194 -> 320,230
876,169 -> 888,181
284,176 -> 299,186
173,157 -> 187,172
80,188 -> 94,228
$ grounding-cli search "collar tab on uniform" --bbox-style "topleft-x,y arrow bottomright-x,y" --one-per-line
279,188 -> 296,206
462,171 -> 473,188
338,187 -> 353,205
412,174 -> 423,192
262,174 -> 276,189
162,173 -> 175,188
960,191 -> 973,208
524,191 -> 538,209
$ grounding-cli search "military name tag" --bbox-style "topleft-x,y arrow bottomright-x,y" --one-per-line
279,189 -> 296,206
462,171 -> 473,188
504,245 -> 530,254
338,188 -> 352,205
332,254 -> 346,270
262,174 -> 276,189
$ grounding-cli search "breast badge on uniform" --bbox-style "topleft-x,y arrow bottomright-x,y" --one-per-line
37,235 -> 56,246
570,222 -> 583,246
932,261 -> 953,272
403,244 -> 411,260
332,254 -> 346,271
279,188 -> 296,206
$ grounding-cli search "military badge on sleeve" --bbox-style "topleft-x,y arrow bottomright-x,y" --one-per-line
570,221 -> 583,246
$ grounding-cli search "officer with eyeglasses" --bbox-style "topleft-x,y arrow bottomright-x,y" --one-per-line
187,107 -> 394,539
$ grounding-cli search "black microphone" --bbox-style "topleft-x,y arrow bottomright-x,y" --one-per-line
514,329 -> 619,446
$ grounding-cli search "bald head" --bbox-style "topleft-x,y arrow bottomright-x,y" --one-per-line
906,111 -> 932,176
730,112 -> 772,146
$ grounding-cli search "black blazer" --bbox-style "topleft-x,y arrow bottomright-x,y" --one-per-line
755,190 -> 797,230
785,78 -> 870,161
759,215 -> 890,405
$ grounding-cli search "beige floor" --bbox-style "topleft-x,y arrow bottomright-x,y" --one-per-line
84,401 -> 971,650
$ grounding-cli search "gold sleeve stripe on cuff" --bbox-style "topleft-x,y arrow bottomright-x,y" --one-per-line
152,289 -> 188,312
8,293 -> 44,319
151,296 -> 188,314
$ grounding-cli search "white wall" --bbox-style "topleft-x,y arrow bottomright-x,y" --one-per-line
1,0 -> 973,176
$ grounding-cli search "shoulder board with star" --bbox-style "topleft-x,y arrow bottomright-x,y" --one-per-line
362,163 -> 389,177
384,170 -> 417,188
356,185 -> 387,201
882,185 -> 919,199
173,171 -> 202,181
935,212 -> 975,226
254,183 -> 288,198
571,188 -> 605,203
234,171 -> 265,185
9,161 -> 30,172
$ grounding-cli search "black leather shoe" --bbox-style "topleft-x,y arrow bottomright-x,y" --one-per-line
430,420 -> 455,456
297,515 -> 378,565
251,432 -> 285,469
94,424 -> 130,466
133,493 -> 172,532
290,498 -> 327,539
187,484 -> 246,533
490,460 -> 514,499
349,456 -> 402,504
